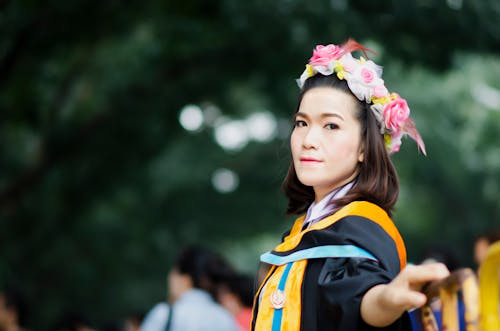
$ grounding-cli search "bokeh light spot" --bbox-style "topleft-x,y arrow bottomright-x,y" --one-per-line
179,104 -> 204,132
212,168 -> 239,193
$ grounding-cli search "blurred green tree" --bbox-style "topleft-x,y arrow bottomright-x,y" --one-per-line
0,0 -> 498,329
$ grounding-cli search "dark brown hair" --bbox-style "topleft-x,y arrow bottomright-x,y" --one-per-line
174,245 -> 235,297
282,74 -> 399,215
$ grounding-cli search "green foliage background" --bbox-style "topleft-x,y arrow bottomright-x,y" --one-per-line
1,0 -> 499,329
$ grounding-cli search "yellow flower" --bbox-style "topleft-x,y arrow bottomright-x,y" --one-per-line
372,96 -> 389,105
333,61 -> 346,80
384,133 -> 391,148
306,64 -> 314,77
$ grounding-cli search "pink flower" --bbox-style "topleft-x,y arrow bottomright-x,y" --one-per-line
361,68 -> 374,83
388,133 -> 403,154
309,44 -> 343,67
373,85 -> 388,98
383,94 -> 410,133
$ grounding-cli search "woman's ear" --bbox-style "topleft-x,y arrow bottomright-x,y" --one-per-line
358,144 -> 365,163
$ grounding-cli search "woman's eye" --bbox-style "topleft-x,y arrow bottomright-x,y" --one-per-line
325,123 -> 339,130
294,120 -> 307,127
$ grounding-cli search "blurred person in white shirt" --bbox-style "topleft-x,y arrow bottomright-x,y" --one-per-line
140,245 -> 239,331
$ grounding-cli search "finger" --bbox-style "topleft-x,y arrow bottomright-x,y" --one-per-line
405,291 -> 427,309
394,290 -> 427,310
402,263 -> 450,285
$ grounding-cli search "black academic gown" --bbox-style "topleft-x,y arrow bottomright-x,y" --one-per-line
251,201 -> 412,331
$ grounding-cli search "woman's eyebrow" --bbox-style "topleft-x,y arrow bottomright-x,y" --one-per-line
295,112 -> 343,119
321,112 -> 344,121
295,111 -> 309,119
295,112 -> 344,121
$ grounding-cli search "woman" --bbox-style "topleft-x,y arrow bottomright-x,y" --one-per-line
251,40 -> 449,331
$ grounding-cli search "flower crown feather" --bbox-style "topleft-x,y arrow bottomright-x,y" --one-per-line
297,39 -> 426,155
341,38 -> 376,58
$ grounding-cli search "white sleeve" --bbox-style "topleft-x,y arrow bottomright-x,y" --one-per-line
139,302 -> 170,331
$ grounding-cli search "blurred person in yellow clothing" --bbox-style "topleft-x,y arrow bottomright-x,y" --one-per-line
473,229 -> 500,270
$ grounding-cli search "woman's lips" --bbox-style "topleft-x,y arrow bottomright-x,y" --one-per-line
300,157 -> 322,163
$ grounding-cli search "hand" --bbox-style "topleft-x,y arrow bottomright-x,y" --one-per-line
385,262 -> 450,310
361,262 -> 450,327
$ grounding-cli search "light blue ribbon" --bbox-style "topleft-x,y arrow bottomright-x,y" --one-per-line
261,245 -> 377,266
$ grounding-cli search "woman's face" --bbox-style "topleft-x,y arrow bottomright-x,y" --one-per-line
291,87 -> 364,202
167,267 -> 191,302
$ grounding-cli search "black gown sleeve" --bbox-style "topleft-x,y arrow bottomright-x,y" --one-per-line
317,257 -> 410,330
313,215 -> 411,331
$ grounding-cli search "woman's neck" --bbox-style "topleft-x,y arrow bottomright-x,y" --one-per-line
314,178 -> 356,203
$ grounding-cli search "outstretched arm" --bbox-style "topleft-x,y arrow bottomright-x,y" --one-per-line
360,263 -> 450,327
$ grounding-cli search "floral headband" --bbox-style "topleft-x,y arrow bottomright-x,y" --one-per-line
297,39 -> 426,155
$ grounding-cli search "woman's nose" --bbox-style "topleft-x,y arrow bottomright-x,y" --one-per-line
302,127 -> 320,149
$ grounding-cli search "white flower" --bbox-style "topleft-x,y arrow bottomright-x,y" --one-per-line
297,64 -> 315,88
370,104 -> 386,134
386,132 -> 403,154
313,63 -> 334,76
346,59 -> 384,102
